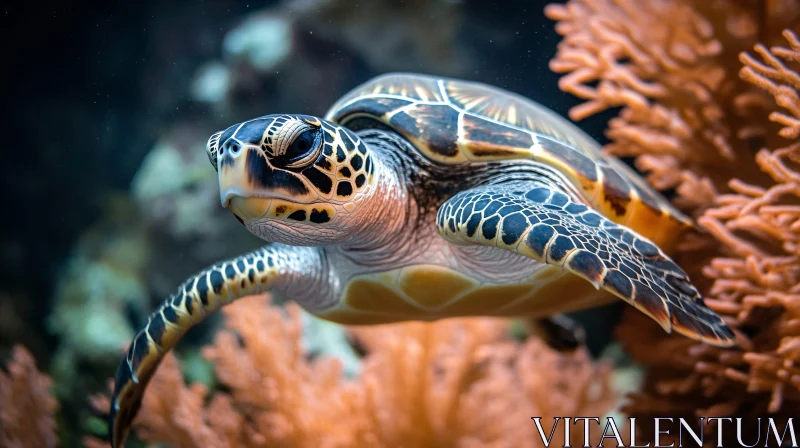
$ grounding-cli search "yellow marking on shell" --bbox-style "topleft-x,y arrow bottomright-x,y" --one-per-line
456,112 -> 538,162
527,142 -> 609,211
332,74 -> 692,251
412,135 -> 469,164
525,116 -> 536,131
584,164 -> 687,254
460,141 -> 535,162
382,101 -> 426,121
587,166 -> 642,232
624,196 -> 685,254
381,104 -> 470,164
339,75 -> 445,105
444,78 -> 605,152
529,142 -> 592,183
415,86 -> 430,101
507,104 -> 518,125
396,265 -> 477,308
462,97 -> 487,110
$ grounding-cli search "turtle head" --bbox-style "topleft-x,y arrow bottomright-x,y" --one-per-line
206,114 -> 380,246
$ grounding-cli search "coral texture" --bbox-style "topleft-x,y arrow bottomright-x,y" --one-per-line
547,0 -> 800,443
697,30 -> 800,410
545,0 -> 797,214
0,345 -> 59,448
629,24 -> 800,419
87,295 -> 620,447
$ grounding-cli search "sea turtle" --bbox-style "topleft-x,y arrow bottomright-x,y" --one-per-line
109,73 -> 735,446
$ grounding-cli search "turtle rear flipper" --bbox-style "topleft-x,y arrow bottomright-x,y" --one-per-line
525,315 -> 586,352
438,182 -> 736,348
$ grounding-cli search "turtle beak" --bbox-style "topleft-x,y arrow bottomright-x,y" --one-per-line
216,141 -> 272,220
215,135 -> 319,217
216,139 -> 266,205
220,190 -> 235,208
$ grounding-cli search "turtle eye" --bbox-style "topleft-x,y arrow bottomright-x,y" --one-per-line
283,129 -> 322,169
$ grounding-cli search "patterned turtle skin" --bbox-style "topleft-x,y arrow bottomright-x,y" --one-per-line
108,73 -> 735,447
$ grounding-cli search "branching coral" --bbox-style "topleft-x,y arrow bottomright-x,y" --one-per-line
697,29 -> 800,411
545,0 -> 797,213
626,28 -> 800,417
350,318 -> 620,447
0,345 -> 59,448
85,294 -> 619,447
548,0 -> 800,443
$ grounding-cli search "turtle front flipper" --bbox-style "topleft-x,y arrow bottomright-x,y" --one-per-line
437,182 -> 736,348
108,244 -> 325,448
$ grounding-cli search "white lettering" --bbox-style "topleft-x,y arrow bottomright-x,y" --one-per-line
629,417 -> 651,448
654,418 -> 675,448
598,417 -> 624,448
765,418 -> 796,447
575,417 -> 601,448
678,418 -> 703,447
736,417 -> 760,447
565,417 -> 571,448
706,418 -> 732,447
531,417 -> 560,447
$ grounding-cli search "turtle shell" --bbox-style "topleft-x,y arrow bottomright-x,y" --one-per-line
325,73 -> 692,251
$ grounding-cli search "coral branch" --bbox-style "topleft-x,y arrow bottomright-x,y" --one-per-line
0,346 -> 59,448
86,295 -> 620,447
545,0 -> 779,214
623,25 -> 800,440
548,2 -> 800,444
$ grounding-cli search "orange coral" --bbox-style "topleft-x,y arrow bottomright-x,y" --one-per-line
0,345 -> 59,448
200,295 -> 363,448
87,295 -> 620,447
544,0 -> 796,213
631,28 -> 800,416
698,29 -> 800,411
350,318 -> 620,447
547,0 -> 800,443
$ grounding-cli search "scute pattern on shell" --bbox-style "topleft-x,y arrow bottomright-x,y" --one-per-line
325,73 -> 693,248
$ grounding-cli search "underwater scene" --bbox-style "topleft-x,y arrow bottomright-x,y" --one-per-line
2,0 -> 799,447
